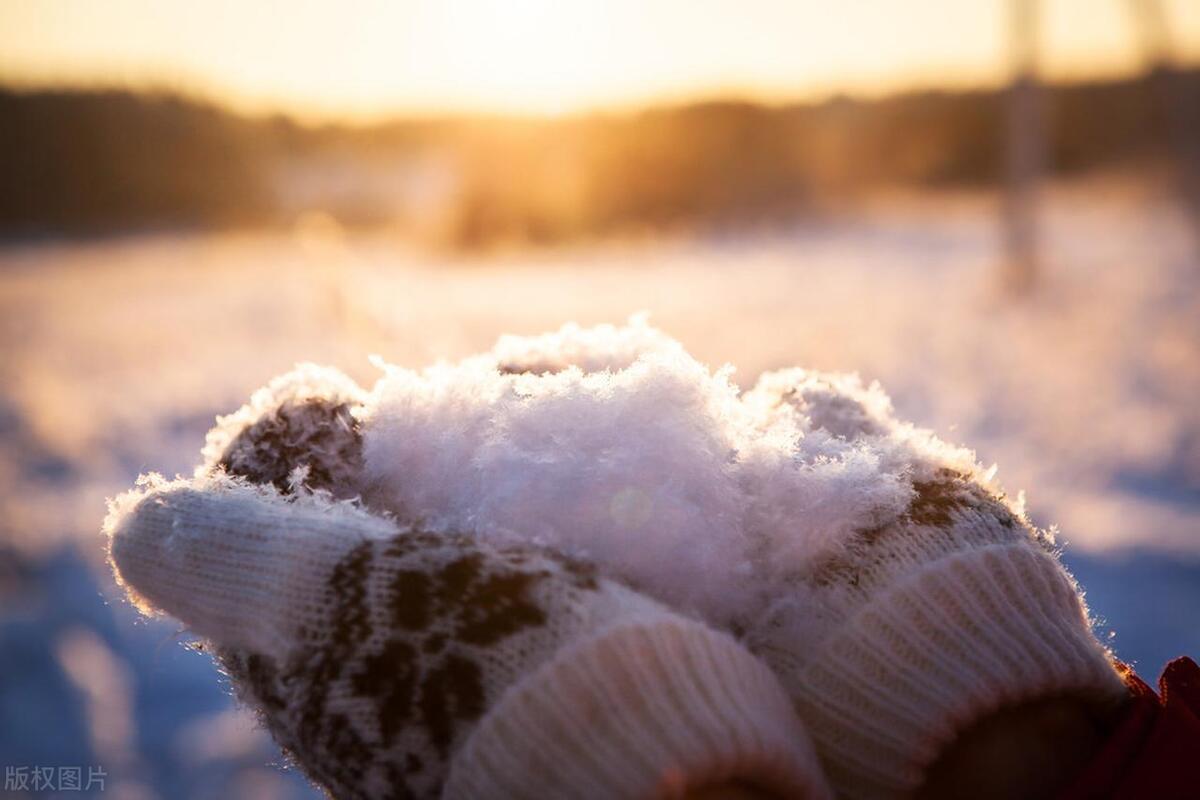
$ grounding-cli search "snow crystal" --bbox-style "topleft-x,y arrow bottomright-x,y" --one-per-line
488,313 -> 685,375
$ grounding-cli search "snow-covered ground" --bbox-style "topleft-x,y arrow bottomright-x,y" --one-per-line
2,182 -> 1198,797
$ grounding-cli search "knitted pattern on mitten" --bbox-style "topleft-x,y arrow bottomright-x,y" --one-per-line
198,362 -> 367,498
105,474 -> 829,800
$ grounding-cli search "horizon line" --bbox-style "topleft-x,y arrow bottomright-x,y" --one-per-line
3,58 -> 1195,127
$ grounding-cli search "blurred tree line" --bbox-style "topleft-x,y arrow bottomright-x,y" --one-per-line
0,71 -> 1195,247
0,90 -> 272,234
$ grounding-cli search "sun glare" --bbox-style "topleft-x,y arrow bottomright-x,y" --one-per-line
0,0 -> 1198,119
413,0 -> 611,115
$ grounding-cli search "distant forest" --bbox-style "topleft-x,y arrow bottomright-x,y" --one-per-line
1,70 -> 1196,247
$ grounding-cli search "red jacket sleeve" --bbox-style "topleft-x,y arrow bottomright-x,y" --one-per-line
1058,657 -> 1200,799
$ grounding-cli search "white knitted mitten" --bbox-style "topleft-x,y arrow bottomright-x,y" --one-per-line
738,369 -> 1129,799
104,379 -> 830,800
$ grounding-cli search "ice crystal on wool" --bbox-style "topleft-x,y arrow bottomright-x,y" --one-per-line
198,362 -> 366,496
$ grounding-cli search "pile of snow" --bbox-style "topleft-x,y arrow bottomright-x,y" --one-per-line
352,318 -> 994,626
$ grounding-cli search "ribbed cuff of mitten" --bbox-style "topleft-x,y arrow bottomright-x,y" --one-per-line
791,544 -> 1127,799
446,617 -> 832,800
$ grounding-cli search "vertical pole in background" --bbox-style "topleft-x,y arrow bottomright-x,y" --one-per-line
1003,0 -> 1044,296
1127,0 -> 1200,258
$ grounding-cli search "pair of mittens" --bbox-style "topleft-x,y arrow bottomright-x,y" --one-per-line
106,366 -> 830,800
107,321 -> 1129,799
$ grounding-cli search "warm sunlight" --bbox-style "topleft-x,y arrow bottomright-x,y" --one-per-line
1,0 -> 1198,118
416,0 -> 613,115
4,2 -> 1200,798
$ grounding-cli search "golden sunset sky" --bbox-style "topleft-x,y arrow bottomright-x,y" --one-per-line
2,0 -> 1198,119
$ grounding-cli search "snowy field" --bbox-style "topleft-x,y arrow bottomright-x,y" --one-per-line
2,183 -> 1198,798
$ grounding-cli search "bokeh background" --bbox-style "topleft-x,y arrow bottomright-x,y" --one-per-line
2,1 -> 1199,797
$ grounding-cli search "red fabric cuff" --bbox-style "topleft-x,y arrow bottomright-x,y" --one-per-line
1058,657 -> 1200,799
